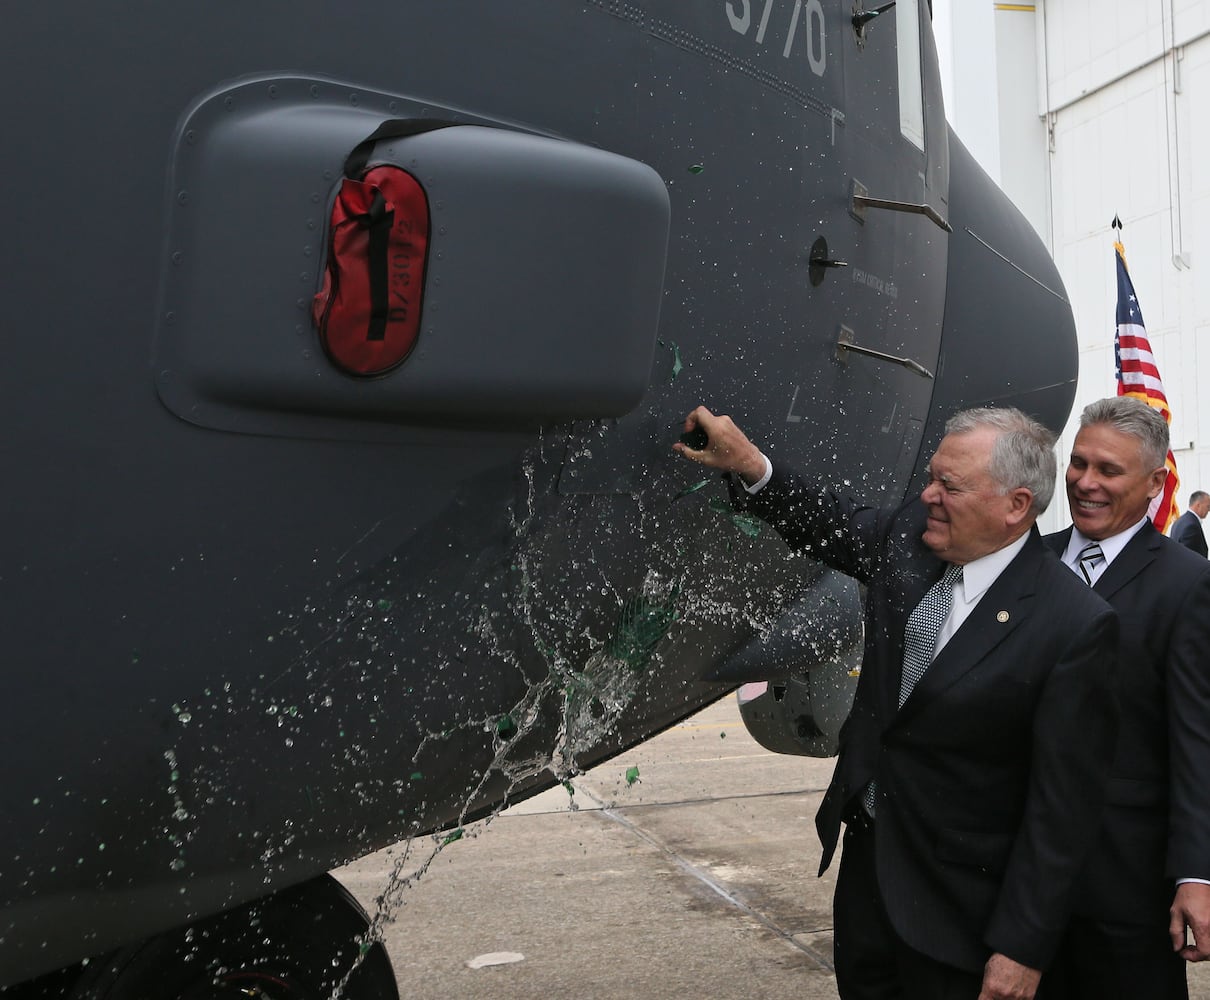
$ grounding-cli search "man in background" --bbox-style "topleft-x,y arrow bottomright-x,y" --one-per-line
1170,490 -> 1209,557
1042,397 -> 1210,999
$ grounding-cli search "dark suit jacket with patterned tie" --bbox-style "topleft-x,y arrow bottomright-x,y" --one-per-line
1045,522 -> 1210,924
739,469 -> 1119,974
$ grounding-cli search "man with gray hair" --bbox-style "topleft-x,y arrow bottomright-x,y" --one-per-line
1042,396 -> 1210,999
674,404 -> 1118,1000
1170,490 -> 1209,557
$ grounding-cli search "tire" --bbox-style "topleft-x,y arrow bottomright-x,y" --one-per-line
69,875 -> 398,1000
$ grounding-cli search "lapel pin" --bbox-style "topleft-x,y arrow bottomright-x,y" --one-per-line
996,610 -> 1010,623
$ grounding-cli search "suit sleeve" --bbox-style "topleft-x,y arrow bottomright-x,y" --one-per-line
1166,567 -> 1210,880
1172,514 -> 1208,556
1171,515 -> 1191,546
732,466 -> 887,584
984,604 -> 1120,970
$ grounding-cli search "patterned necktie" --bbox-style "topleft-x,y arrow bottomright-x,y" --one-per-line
862,562 -> 963,818
898,562 -> 964,708
1077,542 -> 1105,585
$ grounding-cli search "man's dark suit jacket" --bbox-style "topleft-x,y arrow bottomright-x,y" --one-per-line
1169,509 -> 1208,557
1045,522 -> 1210,924
741,470 -> 1118,975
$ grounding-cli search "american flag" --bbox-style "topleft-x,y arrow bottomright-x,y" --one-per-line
1113,239 -> 1180,532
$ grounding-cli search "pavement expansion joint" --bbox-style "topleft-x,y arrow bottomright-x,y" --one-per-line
589,784 -> 824,813
578,784 -> 836,973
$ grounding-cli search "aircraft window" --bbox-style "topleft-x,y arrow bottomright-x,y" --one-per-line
897,0 -> 925,151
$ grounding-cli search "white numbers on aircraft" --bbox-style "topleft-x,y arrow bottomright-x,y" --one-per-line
726,0 -> 827,77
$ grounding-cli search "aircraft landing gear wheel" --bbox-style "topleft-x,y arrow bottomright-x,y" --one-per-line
69,875 -> 398,1000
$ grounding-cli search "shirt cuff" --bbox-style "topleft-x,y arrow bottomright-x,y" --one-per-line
742,453 -> 773,494
1177,878 -> 1210,886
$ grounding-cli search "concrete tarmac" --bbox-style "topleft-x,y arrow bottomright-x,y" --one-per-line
335,697 -> 1210,1000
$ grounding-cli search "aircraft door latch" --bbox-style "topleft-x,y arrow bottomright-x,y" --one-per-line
835,326 -> 934,379
850,179 -> 953,234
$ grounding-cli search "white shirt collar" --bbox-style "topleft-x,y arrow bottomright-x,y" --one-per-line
1061,517 -> 1149,571
931,532 -> 1031,656
956,531 -> 1031,606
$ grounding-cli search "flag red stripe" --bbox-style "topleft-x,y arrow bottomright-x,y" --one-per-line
1114,242 -> 1179,532
1118,361 -> 1162,380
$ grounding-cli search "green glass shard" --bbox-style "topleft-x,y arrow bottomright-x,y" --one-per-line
563,780 -> 575,797
669,342 -> 683,382
443,828 -> 464,845
409,772 -> 424,781
496,714 -> 517,739
376,598 -> 393,611
625,766 -> 640,786
730,513 -> 763,538
606,585 -> 680,672
707,498 -> 762,538
673,478 -> 711,502
688,164 -> 704,174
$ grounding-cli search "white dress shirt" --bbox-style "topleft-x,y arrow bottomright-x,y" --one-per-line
743,452 -> 774,494
933,532 -> 1030,656
1059,517 -> 1149,585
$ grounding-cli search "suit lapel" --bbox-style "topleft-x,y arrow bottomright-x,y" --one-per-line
1093,521 -> 1161,600
877,558 -> 945,725
1045,521 -> 1161,600
895,533 -> 1042,722
1045,527 -> 1072,559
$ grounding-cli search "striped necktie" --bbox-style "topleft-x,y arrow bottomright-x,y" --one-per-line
1077,542 -> 1105,585
862,562 -> 963,817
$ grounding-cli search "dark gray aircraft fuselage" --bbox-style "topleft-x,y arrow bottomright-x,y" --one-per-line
1,2 -> 1076,992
